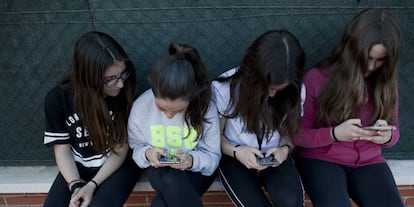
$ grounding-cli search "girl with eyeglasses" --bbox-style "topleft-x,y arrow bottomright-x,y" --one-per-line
128,42 -> 221,207
43,31 -> 139,207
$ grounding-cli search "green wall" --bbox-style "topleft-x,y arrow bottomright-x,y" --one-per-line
1,0 -> 413,165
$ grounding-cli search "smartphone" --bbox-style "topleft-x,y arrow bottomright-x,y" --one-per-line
362,126 -> 394,131
256,155 -> 280,166
159,155 -> 180,164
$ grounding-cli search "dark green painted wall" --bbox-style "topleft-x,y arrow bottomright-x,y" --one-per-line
1,0 -> 413,165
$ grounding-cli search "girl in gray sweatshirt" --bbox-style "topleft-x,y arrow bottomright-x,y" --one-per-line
128,42 -> 221,207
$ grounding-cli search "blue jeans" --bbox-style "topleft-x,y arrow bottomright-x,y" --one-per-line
295,157 -> 404,207
219,155 -> 304,207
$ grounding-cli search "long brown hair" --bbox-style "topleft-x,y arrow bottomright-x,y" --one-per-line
70,31 -> 137,154
216,30 -> 305,143
147,42 -> 211,141
316,8 -> 401,126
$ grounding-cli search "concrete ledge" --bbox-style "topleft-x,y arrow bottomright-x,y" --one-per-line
387,160 -> 414,185
0,160 -> 413,194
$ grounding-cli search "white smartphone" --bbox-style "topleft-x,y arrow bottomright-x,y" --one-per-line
362,126 -> 394,131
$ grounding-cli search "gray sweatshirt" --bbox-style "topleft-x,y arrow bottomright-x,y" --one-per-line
128,89 -> 221,176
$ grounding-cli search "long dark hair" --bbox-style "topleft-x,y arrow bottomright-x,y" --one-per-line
316,8 -> 401,126
67,31 -> 137,154
217,30 -> 305,143
147,42 -> 211,141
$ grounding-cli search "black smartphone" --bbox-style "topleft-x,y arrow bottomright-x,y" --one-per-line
159,155 -> 180,164
256,155 -> 280,166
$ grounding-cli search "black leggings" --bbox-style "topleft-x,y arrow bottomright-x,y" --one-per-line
219,155 -> 304,207
295,157 -> 404,207
147,167 -> 216,207
44,158 -> 139,207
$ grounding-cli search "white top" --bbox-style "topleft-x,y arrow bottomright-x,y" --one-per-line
212,67 -> 306,153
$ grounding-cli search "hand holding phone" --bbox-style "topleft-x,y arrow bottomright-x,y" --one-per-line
256,155 -> 280,166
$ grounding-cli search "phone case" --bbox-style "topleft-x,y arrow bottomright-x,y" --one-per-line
362,126 -> 394,131
257,156 -> 280,166
159,155 -> 180,164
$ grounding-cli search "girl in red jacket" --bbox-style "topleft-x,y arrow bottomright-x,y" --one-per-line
294,8 -> 403,207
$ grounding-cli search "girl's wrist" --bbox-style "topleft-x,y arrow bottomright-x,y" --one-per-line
144,148 -> 152,162
279,144 -> 292,153
383,134 -> 392,144
68,179 -> 86,193
233,144 -> 241,159
332,126 -> 339,142
89,179 -> 99,188
67,179 -> 84,189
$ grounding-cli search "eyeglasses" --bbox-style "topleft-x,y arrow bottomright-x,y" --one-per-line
103,70 -> 130,87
